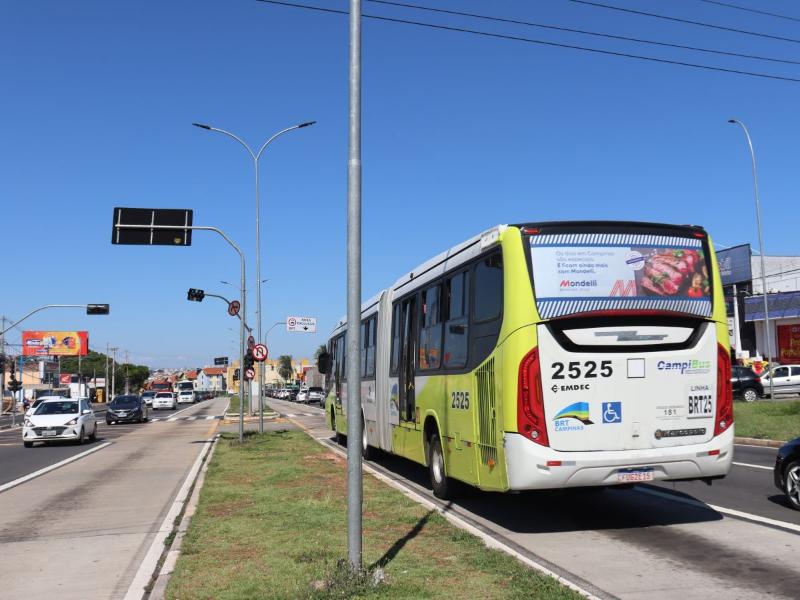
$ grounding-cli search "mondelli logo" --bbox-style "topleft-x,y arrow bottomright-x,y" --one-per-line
560,280 -> 597,288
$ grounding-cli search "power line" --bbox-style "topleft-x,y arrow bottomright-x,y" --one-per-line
698,0 -> 800,24
568,0 -> 800,45
368,0 -> 800,66
255,0 -> 800,83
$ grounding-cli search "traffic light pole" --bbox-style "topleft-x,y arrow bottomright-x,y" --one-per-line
113,222 -> 246,443
0,304 -> 107,337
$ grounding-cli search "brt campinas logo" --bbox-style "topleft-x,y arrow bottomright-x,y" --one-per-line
553,402 -> 594,432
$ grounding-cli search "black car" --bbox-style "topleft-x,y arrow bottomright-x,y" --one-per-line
774,437 -> 800,510
731,365 -> 763,402
106,395 -> 149,424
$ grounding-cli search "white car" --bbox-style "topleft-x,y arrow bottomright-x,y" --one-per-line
297,388 -> 309,403
152,391 -> 177,410
762,365 -> 800,396
177,390 -> 194,404
141,391 -> 157,406
23,396 -> 97,447
307,387 -> 326,405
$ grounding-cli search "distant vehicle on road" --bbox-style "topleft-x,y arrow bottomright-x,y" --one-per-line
152,392 -> 177,410
307,387 -> 325,405
25,397 -> 48,417
23,397 -> 97,447
297,387 -> 309,403
141,390 -> 157,406
774,436 -> 800,510
106,395 -> 148,424
177,390 -> 194,404
731,366 -> 763,402
762,365 -> 800,396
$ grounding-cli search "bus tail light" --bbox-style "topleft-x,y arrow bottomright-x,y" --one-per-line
714,344 -> 733,437
518,347 -> 550,447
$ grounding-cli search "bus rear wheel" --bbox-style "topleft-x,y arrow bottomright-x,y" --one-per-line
428,433 -> 455,500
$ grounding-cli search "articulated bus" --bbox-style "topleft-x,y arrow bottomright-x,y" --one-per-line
322,222 -> 734,498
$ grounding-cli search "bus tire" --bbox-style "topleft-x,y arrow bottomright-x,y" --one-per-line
428,433 -> 455,500
361,414 -> 374,461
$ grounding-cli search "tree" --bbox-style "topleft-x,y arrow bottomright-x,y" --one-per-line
278,355 -> 294,382
59,351 -> 151,393
314,344 -> 328,359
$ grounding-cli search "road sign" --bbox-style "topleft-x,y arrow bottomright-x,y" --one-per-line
214,356 -> 228,366
228,300 -> 240,317
286,316 -> 317,333
247,335 -> 255,350
244,367 -> 256,380
111,207 -> 193,246
253,344 -> 268,362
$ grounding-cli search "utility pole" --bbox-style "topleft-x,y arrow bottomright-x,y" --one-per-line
1,316 -> 6,415
346,0 -> 363,571
105,342 -> 110,403
124,350 -> 130,394
110,347 -> 118,400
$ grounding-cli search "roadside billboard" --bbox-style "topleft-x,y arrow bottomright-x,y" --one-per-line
22,331 -> 89,356
717,244 -> 752,286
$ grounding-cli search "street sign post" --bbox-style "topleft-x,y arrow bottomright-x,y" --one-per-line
244,367 -> 255,380
214,356 -> 229,366
228,300 -> 240,317
286,316 -> 317,333
252,344 -> 268,362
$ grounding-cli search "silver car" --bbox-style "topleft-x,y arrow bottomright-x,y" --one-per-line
307,387 -> 326,405
763,365 -> 800,396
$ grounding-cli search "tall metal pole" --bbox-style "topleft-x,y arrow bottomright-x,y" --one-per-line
105,343 -> 109,403
732,283 -> 742,355
347,0 -> 363,570
192,121 -> 315,435
110,347 -> 118,400
728,119 -> 774,399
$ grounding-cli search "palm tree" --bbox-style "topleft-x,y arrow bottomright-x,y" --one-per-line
278,355 -> 294,382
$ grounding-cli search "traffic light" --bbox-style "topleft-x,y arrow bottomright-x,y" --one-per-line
0,354 -> 5,371
233,368 -> 240,381
86,303 -> 110,315
8,378 -> 21,392
187,288 -> 205,302
244,349 -> 255,371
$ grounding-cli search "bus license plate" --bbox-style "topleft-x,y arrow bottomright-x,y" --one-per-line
42,430 -> 57,437
617,468 -> 654,483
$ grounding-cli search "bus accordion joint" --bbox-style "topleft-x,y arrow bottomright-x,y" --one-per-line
714,343 -> 733,437
518,347 -> 549,447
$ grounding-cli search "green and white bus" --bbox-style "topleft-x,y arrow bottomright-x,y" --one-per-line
323,222 -> 733,498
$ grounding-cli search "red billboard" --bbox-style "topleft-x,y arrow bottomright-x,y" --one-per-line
777,325 -> 800,364
22,331 -> 89,356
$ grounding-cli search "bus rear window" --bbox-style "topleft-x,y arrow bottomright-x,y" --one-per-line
529,231 -> 712,319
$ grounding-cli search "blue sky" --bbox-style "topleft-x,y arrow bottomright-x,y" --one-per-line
2,0 -> 799,368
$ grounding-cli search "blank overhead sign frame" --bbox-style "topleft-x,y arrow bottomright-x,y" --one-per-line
112,207 -> 193,246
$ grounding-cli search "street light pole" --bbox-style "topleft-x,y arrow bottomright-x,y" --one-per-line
194,120 -> 316,434
347,0 -> 363,571
110,347 -> 118,400
728,119 -> 774,399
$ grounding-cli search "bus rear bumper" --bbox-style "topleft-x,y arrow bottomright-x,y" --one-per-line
504,427 -> 734,490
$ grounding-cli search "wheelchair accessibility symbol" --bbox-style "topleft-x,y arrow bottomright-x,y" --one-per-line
602,402 -> 622,424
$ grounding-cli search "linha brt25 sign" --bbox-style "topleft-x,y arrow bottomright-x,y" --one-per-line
22,331 -> 89,356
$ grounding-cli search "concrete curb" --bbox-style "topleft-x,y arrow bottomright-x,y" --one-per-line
734,436 -> 785,448
149,434 -> 221,600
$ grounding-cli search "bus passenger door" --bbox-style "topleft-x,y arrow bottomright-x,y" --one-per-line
398,296 -> 417,426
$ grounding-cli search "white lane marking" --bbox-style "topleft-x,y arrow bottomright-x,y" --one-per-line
636,487 -> 800,534
205,416 -> 214,420
733,461 -> 773,471
167,418 -> 178,422
187,416 -> 198,421
0,442 -> 113,494
123,435 -> 217,600
735,443 -> 781,450
151,418 -> 161,422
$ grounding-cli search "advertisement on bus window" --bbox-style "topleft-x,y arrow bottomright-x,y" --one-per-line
22,331 -> 89,356
529,233 -> 712,319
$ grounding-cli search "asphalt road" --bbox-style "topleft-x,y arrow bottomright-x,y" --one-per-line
267,397 -> 800,600
0,395 -> 228,600
0,399 -> 215,487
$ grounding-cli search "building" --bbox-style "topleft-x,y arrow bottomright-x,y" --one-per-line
719,243 -> 800,366
198,367 -> 227,392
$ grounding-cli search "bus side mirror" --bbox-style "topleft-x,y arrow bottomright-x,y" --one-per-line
317,352 -> 332,375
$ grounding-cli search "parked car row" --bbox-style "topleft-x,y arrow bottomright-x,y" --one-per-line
267,385 -> 325,406
731,363 -> 800,402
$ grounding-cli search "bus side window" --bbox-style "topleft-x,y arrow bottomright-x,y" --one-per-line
471,251 -> 503,366
418,284 -> 442,370
443,270 -> 469,368
390,303 -> 401,375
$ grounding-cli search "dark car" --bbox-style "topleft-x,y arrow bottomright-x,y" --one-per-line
774,437 -> 800,510
106,395 -> 149,424
731,365 -> 763,402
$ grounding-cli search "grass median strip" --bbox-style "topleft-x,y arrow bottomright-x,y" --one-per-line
734,399 -> 800,442
166,430 -> 581,600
